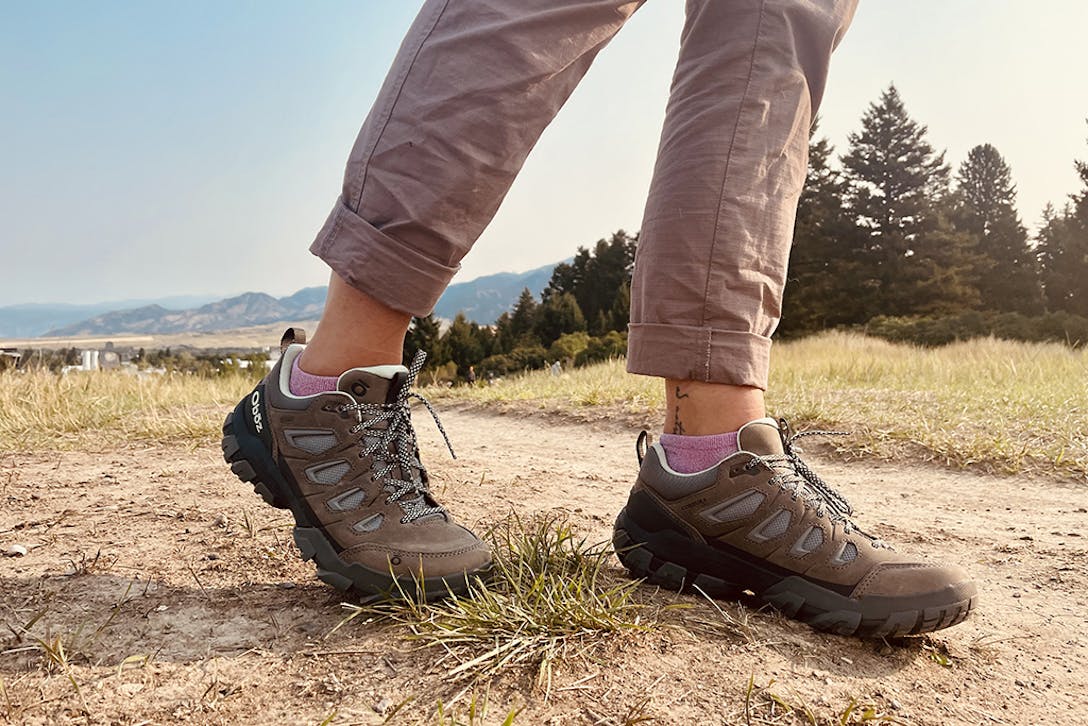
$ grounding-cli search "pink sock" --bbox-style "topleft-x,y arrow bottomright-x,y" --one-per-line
289,356 -> 339,396
659,431 -> 739,474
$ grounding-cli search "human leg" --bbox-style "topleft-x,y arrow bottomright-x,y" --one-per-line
305,0 -> 645,356
615,0 -> 977,637
225,0 -> 646,598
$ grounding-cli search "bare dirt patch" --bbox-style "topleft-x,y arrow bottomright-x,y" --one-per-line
1,410 -> 1085,724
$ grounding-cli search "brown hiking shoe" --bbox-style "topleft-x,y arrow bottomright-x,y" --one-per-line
221,329 -> 490,599
613,418 -> 977,637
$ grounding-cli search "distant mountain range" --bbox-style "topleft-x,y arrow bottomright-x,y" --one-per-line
432,262 -> 558,323
2,262 -> 560,339
0,295 -> 221,338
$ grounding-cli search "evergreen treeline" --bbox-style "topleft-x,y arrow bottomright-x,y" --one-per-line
782,84 -> 1088,341
405,231 -> 637,382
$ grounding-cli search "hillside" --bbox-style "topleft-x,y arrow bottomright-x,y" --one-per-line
43,290 -> 322,337
30,262 -> 560,338
432,262 -> 559,322
0,296 -> 220,338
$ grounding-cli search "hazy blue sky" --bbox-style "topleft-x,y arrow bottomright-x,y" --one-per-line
3,1 -> 1086,306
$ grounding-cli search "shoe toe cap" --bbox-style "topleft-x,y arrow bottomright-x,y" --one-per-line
852,561 -> 976,600
342,524 -> 492,579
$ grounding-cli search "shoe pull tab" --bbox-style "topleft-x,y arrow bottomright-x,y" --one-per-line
280,327 -> 307,353
636,430 -> 652,465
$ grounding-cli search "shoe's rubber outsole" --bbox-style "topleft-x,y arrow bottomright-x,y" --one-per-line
613,507 -> 975,638
221,403 -> 486,601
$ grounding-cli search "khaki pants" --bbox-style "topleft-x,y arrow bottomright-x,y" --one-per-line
310,0 -> 858,389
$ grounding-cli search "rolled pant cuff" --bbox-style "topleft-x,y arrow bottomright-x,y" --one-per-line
625,322 -> 771,390
310,198 -> 459,317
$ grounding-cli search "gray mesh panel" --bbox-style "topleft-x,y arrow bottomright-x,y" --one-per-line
841,542 -> 858,562
284,429 -> 338,455
756,509 -> 791,539
703,490 -> 765,523
327,488 -> 365,512
791,525 -> 824,556
352,513 -> 383,533
307,461 -> 351,486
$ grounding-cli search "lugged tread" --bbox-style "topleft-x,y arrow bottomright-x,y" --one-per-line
229,459 -> 257,483
614,515 -> 977,639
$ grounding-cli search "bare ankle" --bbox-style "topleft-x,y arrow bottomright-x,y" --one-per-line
300,273 -> 411,375
663,379 -> 765,435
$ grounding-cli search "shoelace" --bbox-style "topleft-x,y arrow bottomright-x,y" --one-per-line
747,419 -> 887,547
337,350 -> 455,524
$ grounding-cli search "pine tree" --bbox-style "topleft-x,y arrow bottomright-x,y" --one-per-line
543,230 -> 637,333
609,281 -> 630,333
954,144 -> 1042,313
1037,204 -> 1087,316
1037,127 -> 1088,316
842,85 -> 977,316
509,288 -> 541,346
404,314 -> 449,366
535,292 -> 586,346
444,312 -> 484,371
493,311 -> 515,354
780,126 -> 869,335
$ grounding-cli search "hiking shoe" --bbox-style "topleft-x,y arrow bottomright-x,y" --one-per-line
221,328 -> 491,599
613,418 -> 977,637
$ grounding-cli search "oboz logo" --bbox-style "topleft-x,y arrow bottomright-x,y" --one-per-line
250,390 -> 264,433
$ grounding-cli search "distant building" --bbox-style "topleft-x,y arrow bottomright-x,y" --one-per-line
99,342 -> 120,370
80,350 -> 99,370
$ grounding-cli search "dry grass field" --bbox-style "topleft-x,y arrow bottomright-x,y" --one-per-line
430,332 -> 1088,481
1,333 -> 1086,724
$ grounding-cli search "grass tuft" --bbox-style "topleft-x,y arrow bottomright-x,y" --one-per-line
336,514 -> 648,688
740,676 -> 903,726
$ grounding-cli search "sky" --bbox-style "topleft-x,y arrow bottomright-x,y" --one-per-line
2,1 -> 1086,307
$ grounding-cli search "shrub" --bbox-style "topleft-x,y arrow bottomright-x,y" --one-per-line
575,331 -> 628,365
548,332 -> 591,366
864,311 -> 1088,348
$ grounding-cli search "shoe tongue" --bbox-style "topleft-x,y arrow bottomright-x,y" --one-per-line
736,417 -> 785,456
336,364 -> 409,405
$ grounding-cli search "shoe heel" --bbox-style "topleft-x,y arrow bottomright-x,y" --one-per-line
221,406 -> 290,510
613,507 -> 742,599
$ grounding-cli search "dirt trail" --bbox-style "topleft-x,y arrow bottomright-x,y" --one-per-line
1,408 -> 1086,724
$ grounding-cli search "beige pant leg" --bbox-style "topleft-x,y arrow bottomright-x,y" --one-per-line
627,0 -> 858,389
311,0 -> 645,316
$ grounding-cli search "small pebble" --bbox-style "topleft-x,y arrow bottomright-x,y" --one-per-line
373,697 -> 393,714
5,544 -> 28,557
277,582 -> 296,589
